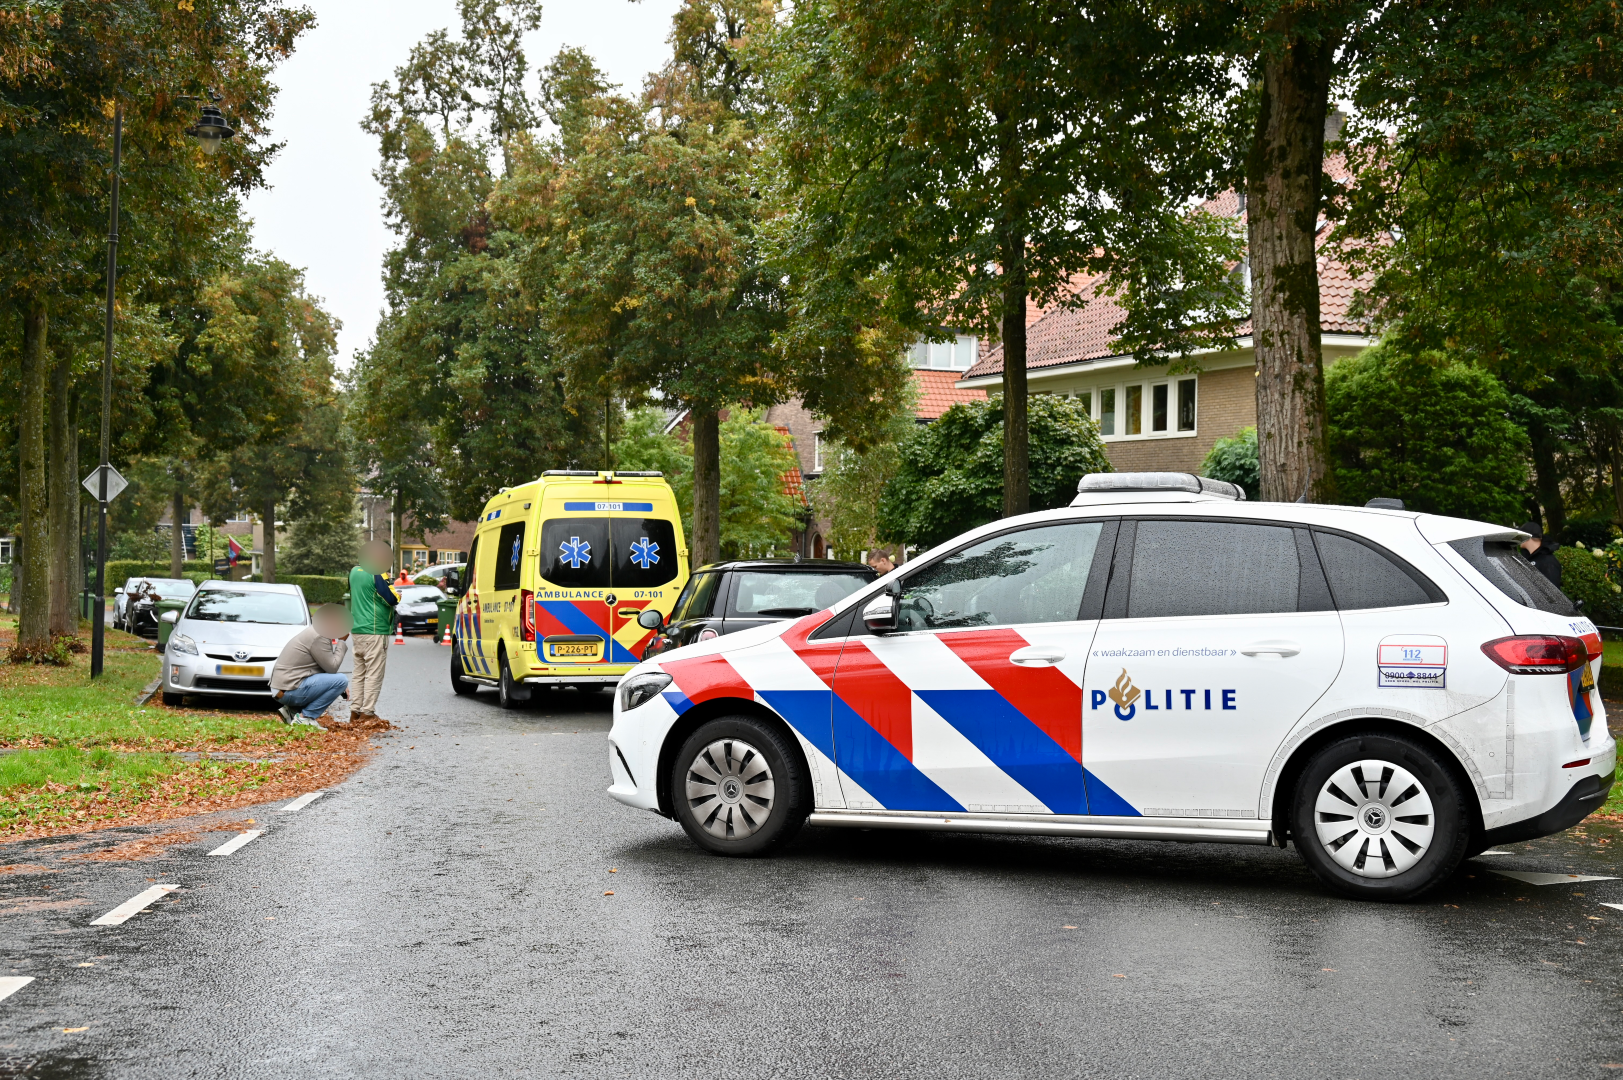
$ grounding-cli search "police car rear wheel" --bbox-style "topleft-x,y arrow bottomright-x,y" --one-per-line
1292,733 -> 1469,901
672,717 -> 807,856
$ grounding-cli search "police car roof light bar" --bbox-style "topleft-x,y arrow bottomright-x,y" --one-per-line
1076,472 -> 1245,501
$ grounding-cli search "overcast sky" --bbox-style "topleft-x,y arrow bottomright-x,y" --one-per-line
241,0 -> 684,366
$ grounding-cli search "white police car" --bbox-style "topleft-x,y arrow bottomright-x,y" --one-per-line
607,472 -> 1615,900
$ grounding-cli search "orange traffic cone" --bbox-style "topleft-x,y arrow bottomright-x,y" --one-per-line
393,624 -> 405,645
439,623 -> 452,646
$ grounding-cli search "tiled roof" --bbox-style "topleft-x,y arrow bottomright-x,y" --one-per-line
965,174 -> 1370,380
775,426 -> 807,503
913,369 -> 988,420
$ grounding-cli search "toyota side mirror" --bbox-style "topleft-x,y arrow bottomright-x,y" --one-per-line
862,593 -> 897,633
114,586 -> 125,595
160,610 -> 179,624
637,609 -> 664,630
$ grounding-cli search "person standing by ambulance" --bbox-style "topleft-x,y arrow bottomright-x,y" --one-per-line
349,540 -> 399,719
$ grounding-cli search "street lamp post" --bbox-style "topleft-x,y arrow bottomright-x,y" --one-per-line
89,96 -> 233,679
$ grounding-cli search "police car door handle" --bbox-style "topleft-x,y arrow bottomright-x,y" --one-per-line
1241,640 -> 1301,658
1009,645 -> 1065,667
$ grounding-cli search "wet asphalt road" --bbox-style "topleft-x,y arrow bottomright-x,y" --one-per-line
6,635 -> 1623,1078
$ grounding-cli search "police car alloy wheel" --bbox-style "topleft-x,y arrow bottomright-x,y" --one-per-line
672,717 -> 808,856
1291,733 -> 1469,901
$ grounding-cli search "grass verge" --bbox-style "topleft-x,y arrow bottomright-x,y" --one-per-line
1,613 -> 370,841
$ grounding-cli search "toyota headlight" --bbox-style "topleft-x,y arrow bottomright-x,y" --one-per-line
169,632 -> 199,656
619,671 -> 672,712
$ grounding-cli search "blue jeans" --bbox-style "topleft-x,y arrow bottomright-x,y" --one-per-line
280,672 -> 349,719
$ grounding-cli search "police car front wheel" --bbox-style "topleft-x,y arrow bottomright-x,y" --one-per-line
1292,733 -> 1469,901
672,717 -> 807,856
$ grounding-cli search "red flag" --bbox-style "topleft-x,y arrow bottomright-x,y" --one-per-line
227,535 -> 245,567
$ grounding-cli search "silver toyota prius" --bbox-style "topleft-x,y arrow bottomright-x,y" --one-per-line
160,581 -> 310,707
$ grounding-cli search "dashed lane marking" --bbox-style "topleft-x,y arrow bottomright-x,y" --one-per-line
1475,850 -> 1513,856
280,792 -> 326,813
0,977 -> 34,1003
1492,871 -> 1618,886
91,884 -> 179,926
206,830 -> 264,856
1602,903 -> 1623,913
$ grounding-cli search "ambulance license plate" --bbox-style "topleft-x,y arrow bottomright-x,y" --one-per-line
550,643 -> 597,657
216,664 -> 264,677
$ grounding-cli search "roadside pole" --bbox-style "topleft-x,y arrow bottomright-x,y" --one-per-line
90,103 -> 121,680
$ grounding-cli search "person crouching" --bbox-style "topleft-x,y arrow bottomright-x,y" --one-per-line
271,604 -> 352,725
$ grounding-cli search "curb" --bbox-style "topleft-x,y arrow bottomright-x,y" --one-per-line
135,676 -> 161,705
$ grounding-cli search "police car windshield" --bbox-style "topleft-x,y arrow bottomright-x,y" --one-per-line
184,589 -> 307,625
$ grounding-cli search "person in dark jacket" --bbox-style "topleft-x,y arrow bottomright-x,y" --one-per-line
1519,521 -> 1562,587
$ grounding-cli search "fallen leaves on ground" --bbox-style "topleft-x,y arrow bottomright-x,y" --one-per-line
61,820 -> 252,861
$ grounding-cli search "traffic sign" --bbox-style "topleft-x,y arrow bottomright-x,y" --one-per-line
81,464 -> 128,503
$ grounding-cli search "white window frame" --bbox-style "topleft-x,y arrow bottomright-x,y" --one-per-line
813,431 -> 825,472
1072,375 -> 1198,442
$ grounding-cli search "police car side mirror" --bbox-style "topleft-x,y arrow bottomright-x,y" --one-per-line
637,609 -> 664,631
862,593 -> 897,633
160,610 -> 179,625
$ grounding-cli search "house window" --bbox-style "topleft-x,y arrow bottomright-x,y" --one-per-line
813,432 -> 825,473
1177,378 -> 1197,432
1072,375 -> 1198,441
1076,390 -> 1092,416
0,537 -> 12,564
1099,388 -> 1116,436
906,334 -> 979,371
1151,383 -> 1169,433
1125,385 -> 1143,436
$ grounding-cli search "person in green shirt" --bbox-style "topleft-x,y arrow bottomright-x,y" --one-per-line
348,540 -> 398,718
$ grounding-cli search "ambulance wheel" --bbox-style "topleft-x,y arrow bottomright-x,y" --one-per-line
449,642 -> 476,696
1291,732 -> 1469,902
671,716 -> 808,857
497,652 -> 524,709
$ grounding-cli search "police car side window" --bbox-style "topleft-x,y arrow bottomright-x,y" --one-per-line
1126,520 -> 1299,618
895,521 -> 1104,632
492,522 -> 526,592
1313,531 -> 1438,610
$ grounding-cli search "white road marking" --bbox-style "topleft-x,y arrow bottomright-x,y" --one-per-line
0,976 -> 35,1003
91,884 -> 179,926
1602,903 -> 1623,913
280,791 -> 325,812
206,830 -> 264,856
1492,871 -> 1618,886
1475,850 -> 1513,856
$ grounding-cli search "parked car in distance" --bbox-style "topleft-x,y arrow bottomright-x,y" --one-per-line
414,563 -> 465,589
638,559 -> 876,660
395,583 -> 446,635
114,577 -> 197,637
160,580 -> 311,707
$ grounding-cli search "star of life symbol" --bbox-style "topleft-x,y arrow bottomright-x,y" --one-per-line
559,536 -> 591,569
509,534 -> 522,571
629,536 -> 660,570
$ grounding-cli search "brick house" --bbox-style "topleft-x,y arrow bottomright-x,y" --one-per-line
955,189 -> 1374,473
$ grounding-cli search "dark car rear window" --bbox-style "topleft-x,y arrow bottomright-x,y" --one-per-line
726,571 -> 872,618
1449,536 -> 1576,615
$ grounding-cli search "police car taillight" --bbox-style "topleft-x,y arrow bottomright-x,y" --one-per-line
520,589 -> 535,642
1480,635 -> 1587,675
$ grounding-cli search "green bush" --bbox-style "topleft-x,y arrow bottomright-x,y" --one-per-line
1200,426 -> 1260,500
879,395 -> 1110,549
1555,545 -> 1623,626
103,561 -> 216,588
249,574 -> 348,604
1326,344 -> 1530,521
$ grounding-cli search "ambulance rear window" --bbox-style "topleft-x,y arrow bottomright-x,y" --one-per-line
540,519 -> 610,588
611,519 -> 678,589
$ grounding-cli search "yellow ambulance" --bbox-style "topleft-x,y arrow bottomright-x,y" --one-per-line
448,470 -> 689,707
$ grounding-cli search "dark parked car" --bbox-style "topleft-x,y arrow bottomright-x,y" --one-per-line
639,559 -> 876,660
394,584 -> 446,635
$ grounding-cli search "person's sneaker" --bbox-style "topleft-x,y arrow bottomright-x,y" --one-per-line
277,703 -> 297,725
296,714 -> 324,727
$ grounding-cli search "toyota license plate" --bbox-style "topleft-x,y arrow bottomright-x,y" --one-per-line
216,664 -> 264,677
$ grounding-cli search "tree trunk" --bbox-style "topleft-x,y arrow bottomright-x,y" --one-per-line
17,296 -> 51,653
170,477 -> 187,579
1246,15 -> 1342,504
48,346 -> 76,637
1529,423 -> 1567,537
691,407 -> 721,564
1000,232 -> 1030,518
1610,429 -> 1623,526
261,495 -> 277,584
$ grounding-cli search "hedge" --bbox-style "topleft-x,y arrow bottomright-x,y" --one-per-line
104,560 -> 216,588
244,574 -> 348,604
